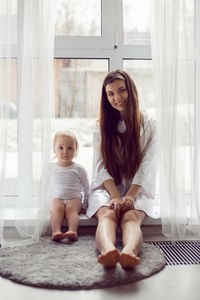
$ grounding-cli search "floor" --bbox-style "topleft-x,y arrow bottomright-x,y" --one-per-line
1,226 -> 200,300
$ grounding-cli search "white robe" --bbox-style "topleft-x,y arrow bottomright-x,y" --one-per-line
86,112 -> 159,219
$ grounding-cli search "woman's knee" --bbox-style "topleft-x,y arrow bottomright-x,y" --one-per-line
96,207 -> 118,223
120,209 -> 145,226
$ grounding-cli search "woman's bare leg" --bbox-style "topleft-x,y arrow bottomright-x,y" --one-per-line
50,198 -> 65,241
63,198 -> 82,241
95,207 -> 120,267
119,209 -> 146,269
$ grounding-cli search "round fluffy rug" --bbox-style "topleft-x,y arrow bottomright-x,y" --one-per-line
0,235 -> 165,290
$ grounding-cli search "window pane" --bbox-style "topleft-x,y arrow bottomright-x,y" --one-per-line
55,0 -> 101,36
0,0 -> 17,44
123,0 -> 152,45
123,60 -> 159,195
55,59 -> 108,176
54,58 -> 108,179
123,59 -> 154,113
32,59 -> 108,194
55,59 -> 108,118
1,59 -> 18,196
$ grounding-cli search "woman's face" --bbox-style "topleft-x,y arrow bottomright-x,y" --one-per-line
105,79 -> 128,116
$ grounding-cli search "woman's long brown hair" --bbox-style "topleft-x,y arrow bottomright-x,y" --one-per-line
99,70 -> 143,185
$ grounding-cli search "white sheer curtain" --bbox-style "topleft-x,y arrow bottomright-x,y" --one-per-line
0,0 -> 54,246
152,0 -> 200,239
0,0 -> 15,246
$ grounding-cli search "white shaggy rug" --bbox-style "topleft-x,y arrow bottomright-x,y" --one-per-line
0,235 -> 165,290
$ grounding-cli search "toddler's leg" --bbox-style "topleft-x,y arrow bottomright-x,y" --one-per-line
63,198 -> 82,241
50,198 -> 65,241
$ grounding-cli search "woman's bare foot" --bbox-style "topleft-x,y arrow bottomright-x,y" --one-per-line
119,249 -> 141,269
63,231 -> 78,241
51,232 -> 64,242
98,249 -> 120,268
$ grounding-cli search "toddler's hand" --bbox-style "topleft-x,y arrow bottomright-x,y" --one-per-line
80,208 -> 86,214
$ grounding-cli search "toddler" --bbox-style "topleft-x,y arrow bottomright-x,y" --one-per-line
50,130 -> 90,242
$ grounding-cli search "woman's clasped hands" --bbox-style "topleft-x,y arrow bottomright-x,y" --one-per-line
109,195 -> 135,216
121,195 -> 135,211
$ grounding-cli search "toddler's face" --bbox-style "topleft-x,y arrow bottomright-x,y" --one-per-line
54,135 -> 77,166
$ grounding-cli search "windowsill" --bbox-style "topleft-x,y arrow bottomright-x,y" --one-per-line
3,207 -> 161,228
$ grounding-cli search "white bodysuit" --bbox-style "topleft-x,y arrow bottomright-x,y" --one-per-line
50,162 -> 90,209
86,112 -> 159,218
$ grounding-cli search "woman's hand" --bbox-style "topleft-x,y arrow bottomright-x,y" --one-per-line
109,196 -> 122,217
121,184 -> 142,212
121,195 -> 135,212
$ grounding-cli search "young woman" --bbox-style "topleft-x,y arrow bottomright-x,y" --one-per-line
86,70 -> 158,268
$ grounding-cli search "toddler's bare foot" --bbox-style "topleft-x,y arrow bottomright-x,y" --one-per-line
63,231 -> 78,241
51,232 -> 64,242
119,249 -> 141,269
98,249 -> 120,268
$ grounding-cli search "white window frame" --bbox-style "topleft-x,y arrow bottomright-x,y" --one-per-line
4,0 -> 157,225
52,0 -> 154,225
54,0 -> 151,69
6,0 -> 152,200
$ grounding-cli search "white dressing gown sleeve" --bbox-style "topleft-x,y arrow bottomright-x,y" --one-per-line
91,123 -> 113,190
132,115 -> 158,199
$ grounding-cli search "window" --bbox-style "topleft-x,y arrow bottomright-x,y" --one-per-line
123,59 -> 154,113
123,0 -> 152,45
3,0 -> 153,197
54,59 -> 108,118
55,0 -> 101,36
3,58 -> 18,195
53,0 -> 153,184
0,0 -> 18,197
